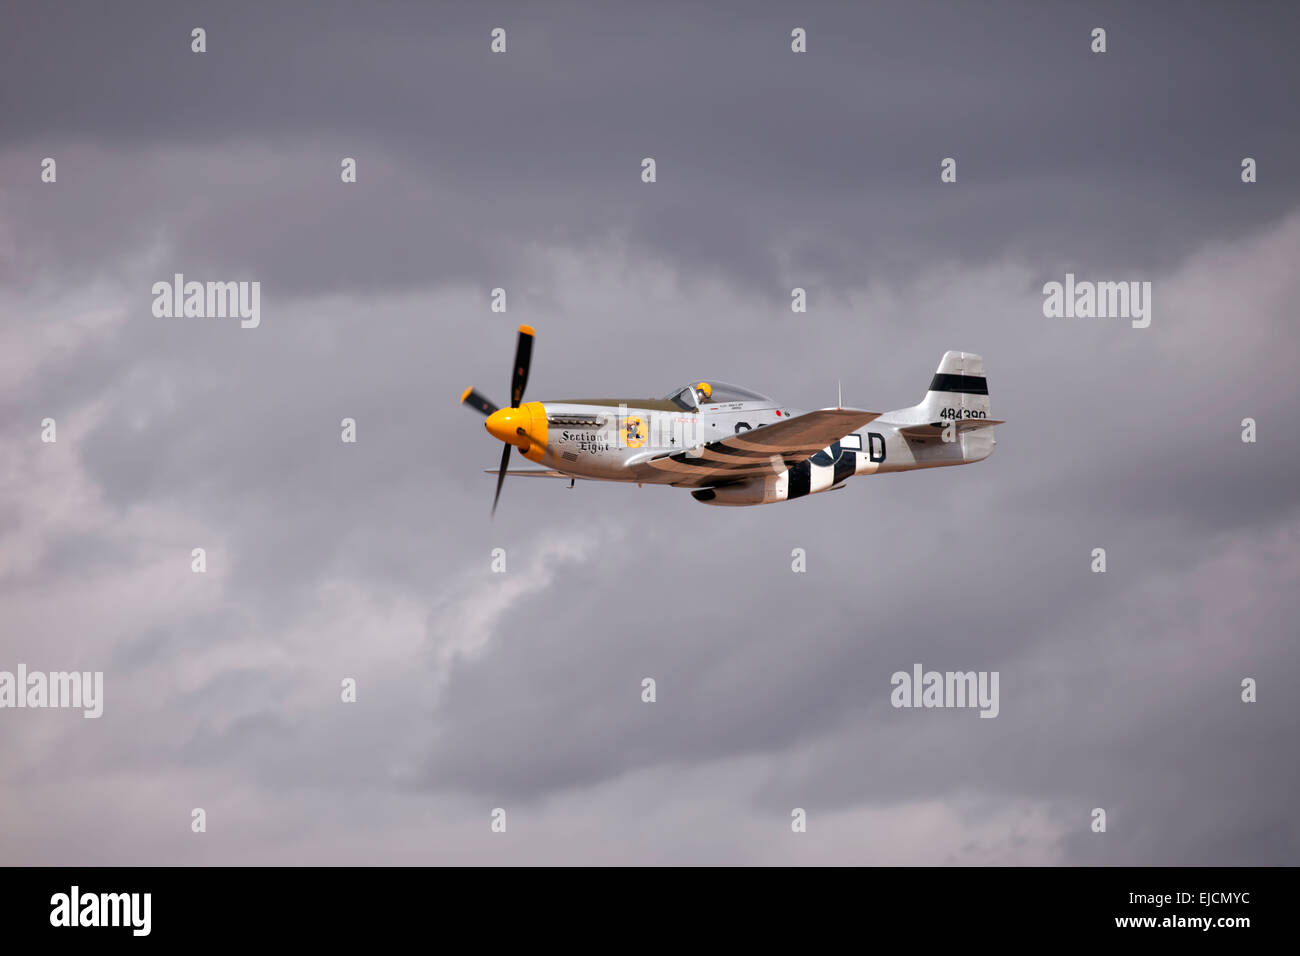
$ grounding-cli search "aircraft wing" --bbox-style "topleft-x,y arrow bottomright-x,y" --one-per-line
484,468 -> 586,479
642,408 -> 880,486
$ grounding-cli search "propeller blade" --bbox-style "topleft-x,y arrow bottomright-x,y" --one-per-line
510,325 -> 534,407
491,442 -> 512,516
461,387 -> 499,417
516,426 -> 551,456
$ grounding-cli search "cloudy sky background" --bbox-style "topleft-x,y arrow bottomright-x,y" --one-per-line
2,0 -> 1298,864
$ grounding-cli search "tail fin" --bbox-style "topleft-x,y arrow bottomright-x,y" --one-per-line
921,350 -> 990,421
885,351 -> 992,424
883,351 -> 1000,463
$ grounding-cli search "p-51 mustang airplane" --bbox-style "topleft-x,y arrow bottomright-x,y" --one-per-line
461,326 -> 1002,513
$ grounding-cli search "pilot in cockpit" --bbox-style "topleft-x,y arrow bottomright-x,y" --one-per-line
694,382 -> 713,405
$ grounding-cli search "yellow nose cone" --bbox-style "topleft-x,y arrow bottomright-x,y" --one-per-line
485,403 -> 547,462
485,407 -> 527,445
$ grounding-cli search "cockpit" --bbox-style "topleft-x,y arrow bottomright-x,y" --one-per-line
663,380 -> 776,411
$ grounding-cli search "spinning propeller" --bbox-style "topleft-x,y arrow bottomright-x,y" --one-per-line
460,325 -> 547,515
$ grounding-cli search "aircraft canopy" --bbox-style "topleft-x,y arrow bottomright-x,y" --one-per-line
662,380 -> 774,410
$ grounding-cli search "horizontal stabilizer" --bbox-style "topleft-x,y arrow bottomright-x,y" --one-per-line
898,419 -> 1005,439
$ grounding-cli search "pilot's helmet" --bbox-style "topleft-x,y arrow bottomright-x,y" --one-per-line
695,382 -> 713,402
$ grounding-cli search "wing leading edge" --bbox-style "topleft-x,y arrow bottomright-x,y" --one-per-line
483,468 -> 587,479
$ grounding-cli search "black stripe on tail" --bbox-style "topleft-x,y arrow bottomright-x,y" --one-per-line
928,373 -> 988,395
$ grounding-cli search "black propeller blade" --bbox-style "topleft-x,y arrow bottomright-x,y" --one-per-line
462,325 -> 540,517
510,324 -> 534,407
516,427 -> 550,456
460,387 -> 499,417
491,443 -> 512,516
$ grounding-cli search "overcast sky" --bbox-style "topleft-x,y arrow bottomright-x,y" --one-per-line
2,0 -> 1298,865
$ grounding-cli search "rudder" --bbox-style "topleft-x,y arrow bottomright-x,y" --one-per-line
884,351 -> 992,425
923,350 -> 990,421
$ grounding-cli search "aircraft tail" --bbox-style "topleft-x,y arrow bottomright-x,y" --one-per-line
882,351 -> 1001,462
882,351 -> 989,420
